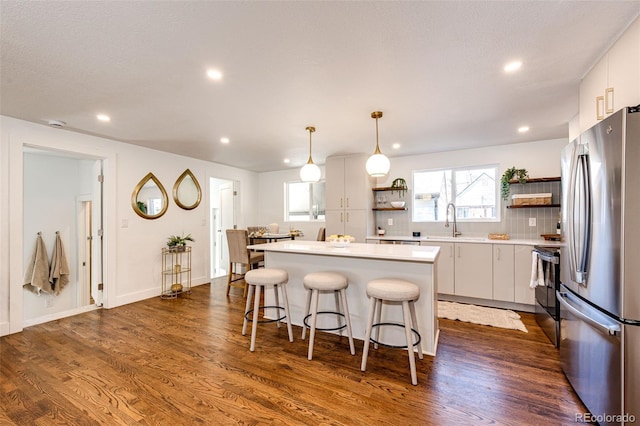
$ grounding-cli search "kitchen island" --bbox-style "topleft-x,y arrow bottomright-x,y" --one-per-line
247,241 -> 440,355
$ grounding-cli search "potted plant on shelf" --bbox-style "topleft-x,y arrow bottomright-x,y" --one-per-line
167,233 -> 194,252
390,178 -> 407,197
501,167 -> 529,201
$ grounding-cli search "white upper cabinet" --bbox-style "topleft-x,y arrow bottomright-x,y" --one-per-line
580,17 -> 640,132
325,154 -> 371,211
325,154 -> 373,241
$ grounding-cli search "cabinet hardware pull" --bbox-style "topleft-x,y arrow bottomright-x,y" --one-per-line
340,212 -> 343,223
457,246 -> 461,258
605,87 -> 614,114
596,95 -> 604,120
340,198 -> 343,208
449,246 -> 453,258
496,248 -> 501,261
346,197 -> 349,208
346,212 -> 349,222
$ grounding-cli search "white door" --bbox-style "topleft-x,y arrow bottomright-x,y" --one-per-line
77,197 -> 93,306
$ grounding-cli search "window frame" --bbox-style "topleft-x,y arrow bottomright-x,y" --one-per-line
411,164 -> 500,223
284,180 -> 326,222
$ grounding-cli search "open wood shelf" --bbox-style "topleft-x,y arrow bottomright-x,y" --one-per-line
372,186 -> 408,192
372,207 -> 408,211
508,177 -> 561,184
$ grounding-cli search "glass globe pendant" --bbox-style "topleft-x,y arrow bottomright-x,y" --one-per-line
300,126 -> 321,182
366,111 -> 390,177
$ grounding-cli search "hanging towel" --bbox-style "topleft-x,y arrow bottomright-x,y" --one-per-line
529,251 -> 545,288
23,234 -> 52,295
49,232 -> 70,295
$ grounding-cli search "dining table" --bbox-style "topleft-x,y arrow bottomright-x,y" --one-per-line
249,232 -> 298,244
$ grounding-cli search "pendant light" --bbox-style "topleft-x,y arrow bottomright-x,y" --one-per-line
300,126 -> 321,182
366,111 -> 390,177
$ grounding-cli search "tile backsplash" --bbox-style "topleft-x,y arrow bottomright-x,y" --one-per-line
374,180 -> 561,241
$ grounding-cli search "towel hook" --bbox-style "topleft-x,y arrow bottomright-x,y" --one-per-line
56,231 -> 60,235
37,231 -> 42,236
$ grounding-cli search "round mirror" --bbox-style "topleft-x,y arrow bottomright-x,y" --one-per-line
173,169 -> 202,210
131,172 -> 169,219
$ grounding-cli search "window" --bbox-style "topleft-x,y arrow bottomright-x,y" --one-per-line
285,181 -> 325,221
412,165 -> 499,222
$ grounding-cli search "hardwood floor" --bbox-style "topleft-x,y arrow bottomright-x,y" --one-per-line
1,277 -> 587,425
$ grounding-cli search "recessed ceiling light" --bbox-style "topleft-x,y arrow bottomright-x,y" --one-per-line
392,143 -> 401,149
220,137 -> 230,144
97,114 -> 110,122
504,61 -> 522,73
283,158 -> 290,164
207,69 -> 223,80
518,126 -> 530,133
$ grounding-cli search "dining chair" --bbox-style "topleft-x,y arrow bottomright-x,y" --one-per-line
316,227 -> 326,241
247,226 -> 267,245
226,229 -> 264,297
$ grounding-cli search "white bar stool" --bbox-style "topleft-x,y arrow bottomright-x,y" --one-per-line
242,268 -> 294,352
360,278 -> 423,385
301,271 -> 355,360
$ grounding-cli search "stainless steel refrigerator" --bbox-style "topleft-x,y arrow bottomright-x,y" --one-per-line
559,106 -> 639,425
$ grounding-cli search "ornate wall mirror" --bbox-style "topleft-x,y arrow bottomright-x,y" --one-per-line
131,172 -> 169,219
173,168 -> 202,210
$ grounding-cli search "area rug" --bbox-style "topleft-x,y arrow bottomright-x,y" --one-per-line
437,301 -> 528,333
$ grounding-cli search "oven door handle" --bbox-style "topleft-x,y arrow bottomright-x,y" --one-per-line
557,291 -> 620,336
533,249 -> 559,264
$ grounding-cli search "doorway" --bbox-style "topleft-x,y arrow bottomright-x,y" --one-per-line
22,148 -> 104,326
210,178 -> 237,279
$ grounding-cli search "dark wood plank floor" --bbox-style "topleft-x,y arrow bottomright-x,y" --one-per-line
1,277 -> 587,425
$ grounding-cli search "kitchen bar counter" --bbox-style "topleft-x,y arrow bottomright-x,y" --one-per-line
248,241 -> 440,356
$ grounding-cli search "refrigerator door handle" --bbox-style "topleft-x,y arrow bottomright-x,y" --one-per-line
577,152 -> 592,282
557,291 -> 620,336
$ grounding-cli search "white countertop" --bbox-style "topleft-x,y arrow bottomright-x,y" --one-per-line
366,235 -> 564,247
248,240 -> 440,263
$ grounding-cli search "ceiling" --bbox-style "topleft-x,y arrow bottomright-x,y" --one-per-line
2,1 -> 639,173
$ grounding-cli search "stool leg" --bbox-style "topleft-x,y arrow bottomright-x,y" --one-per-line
301,287 -> 312,340
273,284 -> 281,329
339,288 -> 355,355
334,290 -> 343,336
409,300 -> 423,360
373,298 -> 382,350
280,284 -> 294,343
249,285 -> 262,352
361,296 -> 377,372
308,289 -> 319,360
242,284 -> 255,336
403,300 -> 418,385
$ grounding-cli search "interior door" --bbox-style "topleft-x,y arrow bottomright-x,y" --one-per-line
219,183 -> 234,267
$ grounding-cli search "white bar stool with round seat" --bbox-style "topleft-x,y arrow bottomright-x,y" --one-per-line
242,268 -> 294,352
301,271 -> 355,360
360,278 -> 423,385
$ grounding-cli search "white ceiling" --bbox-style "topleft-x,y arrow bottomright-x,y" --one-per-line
2,1 -> 639,172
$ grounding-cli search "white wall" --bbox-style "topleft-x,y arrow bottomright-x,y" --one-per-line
256,138 -> 568,240
0,115 -> 258,335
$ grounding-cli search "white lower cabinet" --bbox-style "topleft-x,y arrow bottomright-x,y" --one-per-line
420,241 -> 455,295
514,245 -> 535,305
493,244 -> 515,302
453,243 -> 493,299
420,240 -> 536,306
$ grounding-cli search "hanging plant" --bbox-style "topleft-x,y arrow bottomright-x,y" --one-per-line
500,167 -> 528,201
390,178 -> 407,197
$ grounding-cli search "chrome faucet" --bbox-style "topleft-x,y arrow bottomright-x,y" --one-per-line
444,202 -> 461,237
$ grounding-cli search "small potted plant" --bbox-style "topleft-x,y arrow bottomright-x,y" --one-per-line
500,167 -> 528,201
390,178 -> 407,197
167,233 -> 194,252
